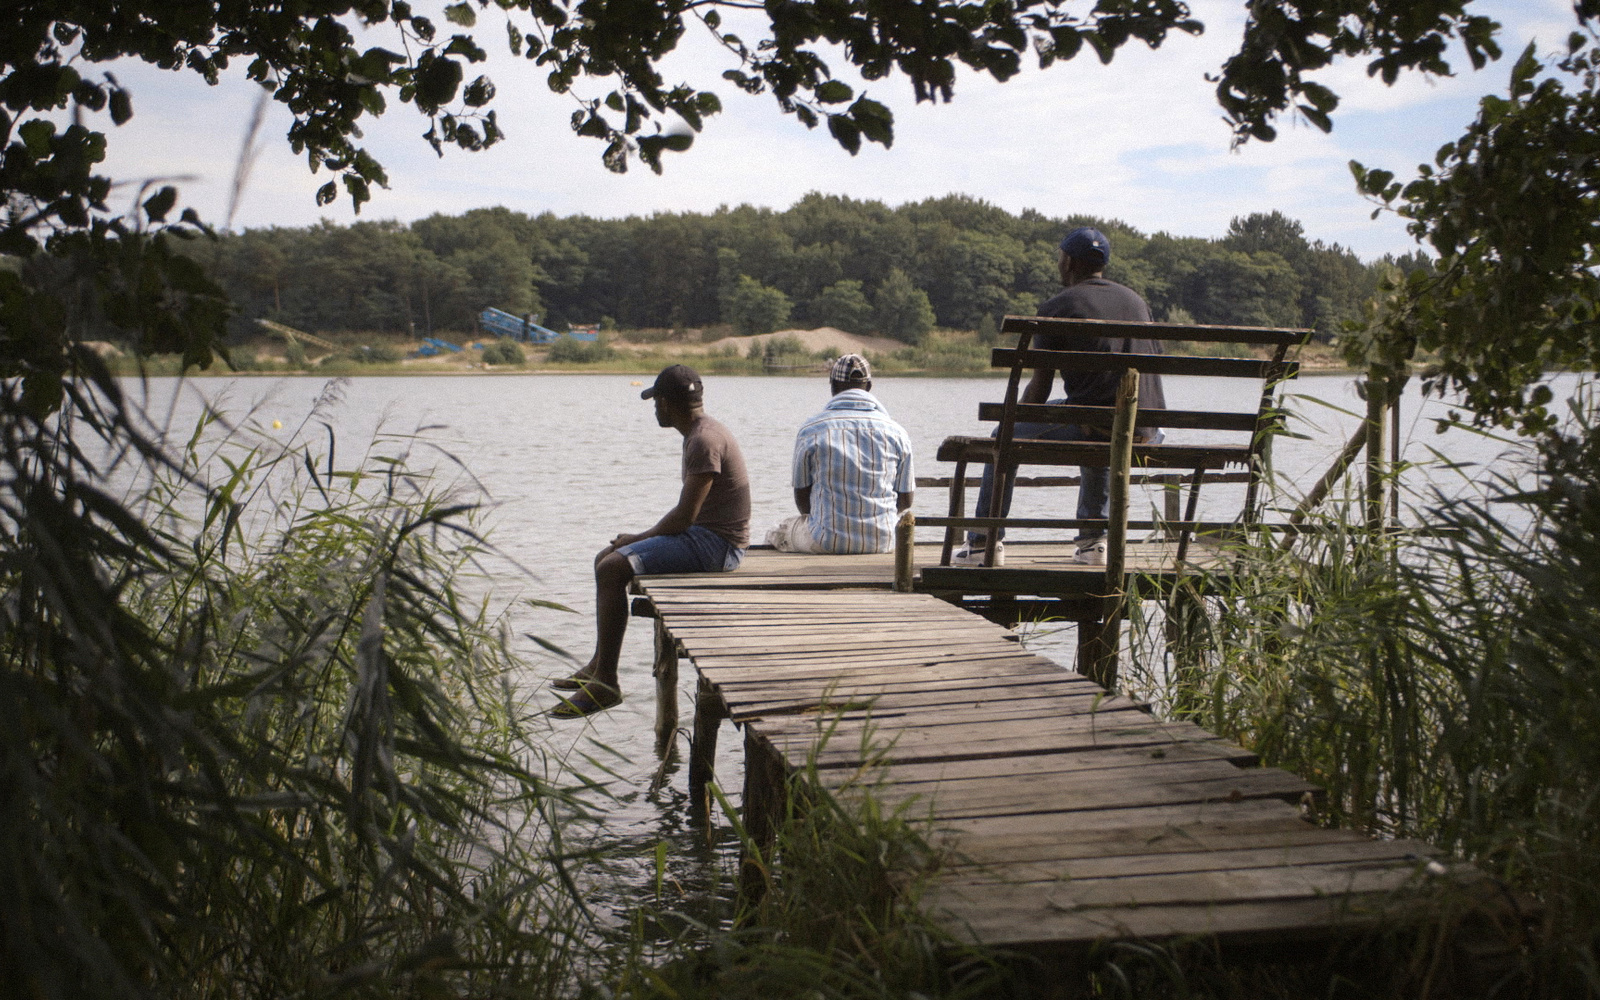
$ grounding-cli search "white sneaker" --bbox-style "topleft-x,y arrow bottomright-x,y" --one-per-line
1071,538 -> 1107,565
952,540 -> 1005,567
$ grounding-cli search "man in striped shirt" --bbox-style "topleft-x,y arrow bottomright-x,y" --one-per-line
767,354 -> 915,554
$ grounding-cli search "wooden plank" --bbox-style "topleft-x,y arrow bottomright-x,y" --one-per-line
942,820 -> 1371,868
998,314 -> 1311,348
934,796 -> 1303,839
833,764 -> 1319,819
991,347 -> 1298,381
932,892 -> 1415,949
976,402 -> 1262,432
938,839 -> 1436,886
768,694 -> 1154,729
690,645 -> 1056,673
935,434 -> 1255,470
926,861 -> 1433,917
762,724 -> 1245,770
726,673 -> 1117,720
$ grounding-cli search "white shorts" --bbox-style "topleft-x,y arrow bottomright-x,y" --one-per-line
765,515 -> 824,553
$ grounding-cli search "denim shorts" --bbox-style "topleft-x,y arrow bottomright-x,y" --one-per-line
617,525 -> 744,576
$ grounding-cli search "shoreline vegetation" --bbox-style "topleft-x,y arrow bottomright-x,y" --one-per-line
97,324 -> 1359,378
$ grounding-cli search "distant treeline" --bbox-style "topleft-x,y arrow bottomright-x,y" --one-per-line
184,193 -> 1429,344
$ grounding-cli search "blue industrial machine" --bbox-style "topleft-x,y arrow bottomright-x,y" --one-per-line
478,308 -> 597,343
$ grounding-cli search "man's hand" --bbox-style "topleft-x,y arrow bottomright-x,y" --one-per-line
610,532 -> 644,549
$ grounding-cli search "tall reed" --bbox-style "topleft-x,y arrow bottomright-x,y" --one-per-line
1,370 -> 590,998
1124,416 -> 1600,996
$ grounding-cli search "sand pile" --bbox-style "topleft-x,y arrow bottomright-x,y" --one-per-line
698,327 -> 906,356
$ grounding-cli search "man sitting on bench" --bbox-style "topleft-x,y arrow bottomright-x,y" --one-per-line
953,226 -> 1167,567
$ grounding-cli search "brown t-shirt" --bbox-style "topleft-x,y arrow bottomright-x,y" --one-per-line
683,414 -> 750,549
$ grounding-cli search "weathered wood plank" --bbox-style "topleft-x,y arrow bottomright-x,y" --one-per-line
939,839 -> 1435,886
834,764 -> 1318,819
998,314 -> 1311,347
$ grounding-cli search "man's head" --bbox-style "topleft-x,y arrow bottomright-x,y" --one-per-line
641,363 -> 704,426
829,353 -> 872,395
1057,226 -> 1110,286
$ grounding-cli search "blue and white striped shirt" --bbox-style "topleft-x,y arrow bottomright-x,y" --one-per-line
792,389 -> 915,554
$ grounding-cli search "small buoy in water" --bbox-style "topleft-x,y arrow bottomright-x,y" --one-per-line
272,419 -> 282,430
630,380 -> 642,386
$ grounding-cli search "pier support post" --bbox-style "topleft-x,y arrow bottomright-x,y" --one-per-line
893,509 -> 916,592
652,618 -> 679,759
738,730 -> 788,908
1082,368 -> 1138,690
689,675 -> 726,807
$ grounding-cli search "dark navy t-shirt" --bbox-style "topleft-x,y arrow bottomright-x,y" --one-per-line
1035,278 -> 1168,413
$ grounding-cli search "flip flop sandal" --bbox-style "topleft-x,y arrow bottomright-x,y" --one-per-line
550,681 -> 621,719
551,674 -> 591,691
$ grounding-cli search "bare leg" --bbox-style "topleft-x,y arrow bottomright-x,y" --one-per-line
590,550 -> 634,690
553,549 -> 633,715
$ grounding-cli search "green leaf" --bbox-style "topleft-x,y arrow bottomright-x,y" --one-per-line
849,97 -> 893,147
663,133 -> 693,152
109,88 -> 132,125
143,186 -> 177,223
18,118 -> 55,156
415,53 -> 463,111
815,80 -> 853,104
827,112 -> 861,154
316,181 -> 337,205
462,75 -> 494,107
444,2 -> 476,26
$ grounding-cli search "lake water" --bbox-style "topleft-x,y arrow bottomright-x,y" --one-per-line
120,370 -> 1567,921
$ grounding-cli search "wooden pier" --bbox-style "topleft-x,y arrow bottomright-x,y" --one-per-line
631,545 -> 1459,963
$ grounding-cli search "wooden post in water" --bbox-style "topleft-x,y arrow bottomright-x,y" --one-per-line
738,730 -> 788,908
893,509 -> 915,592
1082,368 -> 1138,690
653,617 -> 678,759
689,675 -> 726,811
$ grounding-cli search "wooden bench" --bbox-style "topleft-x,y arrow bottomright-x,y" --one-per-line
929,315 -> 1309,571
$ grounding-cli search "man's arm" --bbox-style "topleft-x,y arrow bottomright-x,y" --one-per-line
609,473 -> 715,549
794,486 -> 811,516
1021,366 -> 1054,404
896,491 -> 913,512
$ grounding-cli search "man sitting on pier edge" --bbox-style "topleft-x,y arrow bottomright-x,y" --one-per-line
953,226 -> 1167,567
766,353 -> 915,555
552,364 -> 750,717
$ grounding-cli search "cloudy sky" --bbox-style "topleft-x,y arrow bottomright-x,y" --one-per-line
93,0 -> 1580,260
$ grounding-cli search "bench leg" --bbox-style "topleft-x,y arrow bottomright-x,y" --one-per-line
940,458 -> 968,565
1174,468 -> 1205,565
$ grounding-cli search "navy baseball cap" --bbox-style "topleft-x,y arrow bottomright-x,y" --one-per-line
1059,227 -> 1110,268
641,364 -> 703,402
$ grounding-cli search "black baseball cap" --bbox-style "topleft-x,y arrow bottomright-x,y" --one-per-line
641,364 -> 703,402
1059,226 -> 1110,268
